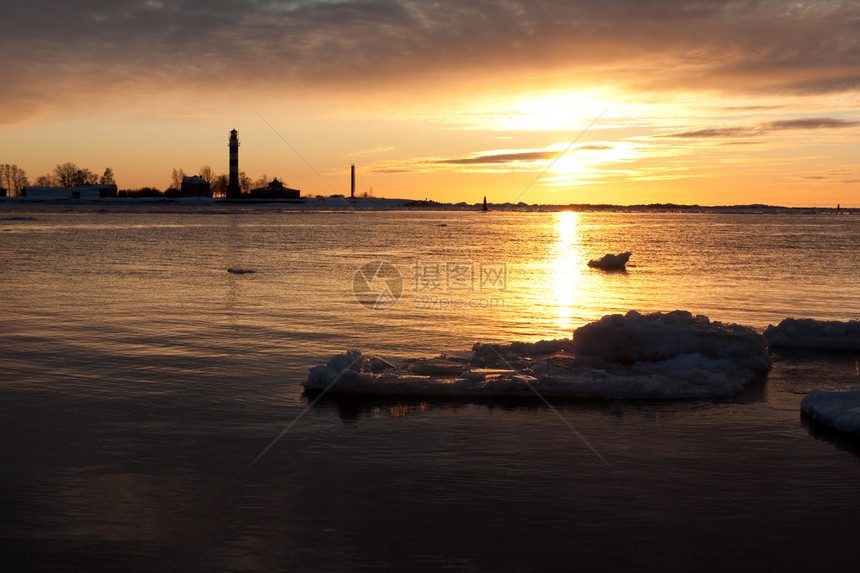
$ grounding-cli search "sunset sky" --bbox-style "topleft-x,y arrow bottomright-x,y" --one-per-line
2,0 -> 858,206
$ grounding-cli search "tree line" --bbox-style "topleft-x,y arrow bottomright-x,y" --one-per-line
0,162 -> 287,198
0,163 -> 115,196
0,164 -> 29,196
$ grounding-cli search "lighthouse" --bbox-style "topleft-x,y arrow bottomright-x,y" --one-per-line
226,129 -> 241,199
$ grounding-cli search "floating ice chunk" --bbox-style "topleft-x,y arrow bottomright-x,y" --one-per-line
575,310 -> 771,371
764,318 -> 860,352
801,389 -> 860,434
587,252 -> 631,269
304,311 -> 771,400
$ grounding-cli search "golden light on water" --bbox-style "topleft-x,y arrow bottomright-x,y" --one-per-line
550,211 -> 586,334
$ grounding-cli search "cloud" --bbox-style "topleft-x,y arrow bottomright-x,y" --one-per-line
666,128 -> 754,138
4,0 -> 860,123
433,144 -> 614,165
365,147 -> 556,174
661,117 -> 860,139
766,118 -> 860,131
436,151 -> 557,165
576,145 -> 613,151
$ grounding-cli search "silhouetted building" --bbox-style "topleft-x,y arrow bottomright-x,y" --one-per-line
0,187 -> 6,197
226,129 -> 241,199
21,184 -> 117,200
249,178 -> 300,199
180,176 -> 212,197
351,163 -> 355,198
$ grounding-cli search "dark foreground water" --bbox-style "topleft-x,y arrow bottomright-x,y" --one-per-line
1,207 -> 859,571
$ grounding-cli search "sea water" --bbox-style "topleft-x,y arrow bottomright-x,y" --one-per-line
1,206 -> 859,572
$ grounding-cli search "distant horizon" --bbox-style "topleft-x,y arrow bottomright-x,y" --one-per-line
2,164 -> 858,209
2,193 -> 855,211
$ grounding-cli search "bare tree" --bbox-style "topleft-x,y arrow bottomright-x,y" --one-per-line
99,167 -> 115,185
76,168 -> 98,186
210,174 -> 228,197
53,162 -> 80,187
0,164 -> 29,196
170,168 -> 186,190
252,174 -> 269,190
240,171 -> 252,193
53,162 -> 97,187
35,174 -> 54,186
198,165 -> 215,183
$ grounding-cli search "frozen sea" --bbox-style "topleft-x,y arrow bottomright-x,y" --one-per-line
1,205 -> 859,572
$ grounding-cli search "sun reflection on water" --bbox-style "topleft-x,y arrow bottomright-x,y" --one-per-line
550,211 -> 587,335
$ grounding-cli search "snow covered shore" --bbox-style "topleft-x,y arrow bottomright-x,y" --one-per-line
305,311 -> 771,400
764,318 -> 860,352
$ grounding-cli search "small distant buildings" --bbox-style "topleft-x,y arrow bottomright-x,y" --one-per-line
180,175 -> 212,197
20,184 -> 117,200
249,178 -> 300,199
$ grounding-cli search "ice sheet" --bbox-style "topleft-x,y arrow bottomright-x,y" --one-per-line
801,389 -> 860,434
304,311 -> 771,399
764,318 -> 860,352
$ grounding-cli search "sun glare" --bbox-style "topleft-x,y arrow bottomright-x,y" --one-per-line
541,140 -> 639,187
549,153 -> 588,176
493,92 -> 615,132
550,211 -> 586,334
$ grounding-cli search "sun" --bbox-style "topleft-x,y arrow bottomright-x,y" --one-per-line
496,91 -> 614,132
548,153 -> 589,176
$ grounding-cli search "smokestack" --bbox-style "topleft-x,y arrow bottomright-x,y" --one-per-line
351,163 -> 355,198
227,129 -> 241,199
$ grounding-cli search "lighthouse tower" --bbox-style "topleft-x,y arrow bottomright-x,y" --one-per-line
226,129 -> 241,199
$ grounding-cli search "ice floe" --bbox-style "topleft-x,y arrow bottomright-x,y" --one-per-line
801,389 -> 860,434
587,251 -> 631,270
764,318 -> 860,352
304,310 -> 770,400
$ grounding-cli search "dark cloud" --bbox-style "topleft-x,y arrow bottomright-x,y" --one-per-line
3,0 -> 860,122
433,144 -> 612,165
766,118 -> 860,130
436,151 -> 557,165
663,127 -> 756,139
662,117 -> 859,138
720,105 -> 785,112
778,76 -> 860,95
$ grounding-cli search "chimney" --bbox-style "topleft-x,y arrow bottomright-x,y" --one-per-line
351,163 -> 355,198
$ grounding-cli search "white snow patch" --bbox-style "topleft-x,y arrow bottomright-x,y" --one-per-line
304,311 -> 770,400
801,389 -> 860,434
764,318 -> 860,352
